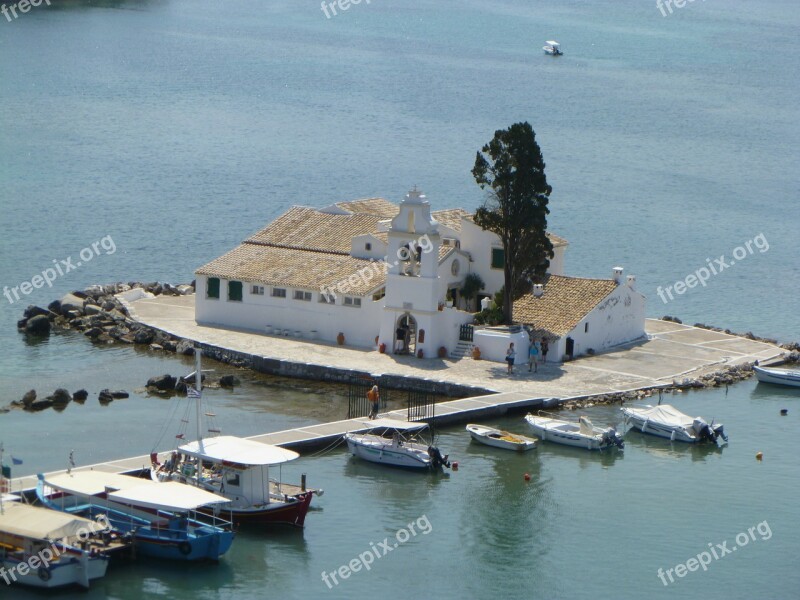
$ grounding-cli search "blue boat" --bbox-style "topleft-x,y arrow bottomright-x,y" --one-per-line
37,471 -> 234,561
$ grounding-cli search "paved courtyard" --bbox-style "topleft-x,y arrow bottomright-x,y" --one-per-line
127,294 -> 786,399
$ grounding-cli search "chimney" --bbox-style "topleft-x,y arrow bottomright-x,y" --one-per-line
612,267 -> 623,284
626,275 -> 636,288
532,283 -> 544,298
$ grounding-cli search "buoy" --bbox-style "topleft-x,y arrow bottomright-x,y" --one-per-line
756,452 -> 763,461
524,473 -> 531,481
452,461 -> 459,471
780,409 -> 788,416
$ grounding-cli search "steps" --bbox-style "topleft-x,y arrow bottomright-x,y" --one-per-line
449,340 -> 473,360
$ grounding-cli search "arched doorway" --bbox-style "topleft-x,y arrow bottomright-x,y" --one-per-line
394,314 -> 417,355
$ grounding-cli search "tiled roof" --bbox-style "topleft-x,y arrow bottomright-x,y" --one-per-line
245,206 -> 385,255
462,214 -> 568,246
512,275 -> 617,338
196,243 -> 386,296
336,198 -> 399,218
432,208 -> 470,232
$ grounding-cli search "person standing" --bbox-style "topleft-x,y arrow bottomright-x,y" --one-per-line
506,343 -> 516,374
528,339 -> 539,372
395,324 -> 405,353
367,385 -> 380,419
541,338 -> 549,364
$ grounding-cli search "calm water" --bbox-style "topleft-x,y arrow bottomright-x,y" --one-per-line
1,1 -> 798,598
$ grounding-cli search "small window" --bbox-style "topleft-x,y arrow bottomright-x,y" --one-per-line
584,323 -> 589,333
225,473 -> 240,487
207,277 -> 220,299
251,285 -> 265,295
344,296 -> 362,307
319,293 -> 335,304
365,243 -> 372,251
228,281 -> 243,302
491,248 -> 505,269
293,290 -> 312,301
372,288 -> 385,301
272,288 -> 286,298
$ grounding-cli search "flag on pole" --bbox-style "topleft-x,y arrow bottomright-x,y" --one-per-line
11,457 -> 23,466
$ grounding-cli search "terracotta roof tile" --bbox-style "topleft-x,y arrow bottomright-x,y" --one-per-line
335,198 -> 399,218
512,274 -> 617,337
432,208 -> 470,232
196,243 -> 386,296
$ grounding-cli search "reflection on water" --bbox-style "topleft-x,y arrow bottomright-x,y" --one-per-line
625,431 -> 726,463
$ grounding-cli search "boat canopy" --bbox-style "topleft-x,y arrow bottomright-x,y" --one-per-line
108,482 -> 228,512
178,436 -> 299,466
629,404 -> 695,427
42,470 -> 229,511
546,41 -> 560,47
358,418 -> 428,432
0,502 -> 106,541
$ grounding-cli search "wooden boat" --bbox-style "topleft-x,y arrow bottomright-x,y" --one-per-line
621,404 -> 727,444
344,419 -> 451,470
151,351 -> 320,527
525,413 -> 624,451
754,365 -> 800,388
0,502 -> 115,589
37,471 -> 234,561
466,424 -> 538,451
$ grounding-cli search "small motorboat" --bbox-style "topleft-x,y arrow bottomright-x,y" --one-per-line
344,418 -> 450,470
621,404 -> 727,444
466,424 -> 538,452
543,40 -> 563,56
0,502 -> 115,589
754,365 -> 800,388
524,413 -> 624,451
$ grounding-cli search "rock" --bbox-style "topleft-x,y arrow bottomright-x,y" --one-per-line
108,390 -> 129,399
147,374 -> 177,391
84,327 -> 103,339
162,340 -> 177,352
174,380 -> 187,394
50,388 -> 71,405
150,343 -> 163,351
23,305 -> 50,319
133,329 -> 154,345
27,399 -> 54,411
73,389 -> 88,402
177,284 -> 194,295
25,314 -> 51,335
98,389 -> 114,404
219,375 -> 240,388
102,300 -> 117,311
21,389 -> 36,408
176,340 -> 195,355
47,299 -> 62,314
84,304 -> 102,315
59,293 -> 85,315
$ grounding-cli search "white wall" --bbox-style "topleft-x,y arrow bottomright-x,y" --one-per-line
459,220 -> 506,295
195,276 -> 383,348
473,328 -> 529,364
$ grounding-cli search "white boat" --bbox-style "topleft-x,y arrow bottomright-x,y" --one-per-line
543,40 -> 563,55
754,365 -> 800,388
524,413 -> 624,451
0,502 -> 111,589
466,424 -> 538,452
151,350 -> 320,527
344,419 -> 451,470
621,404 -> 727,444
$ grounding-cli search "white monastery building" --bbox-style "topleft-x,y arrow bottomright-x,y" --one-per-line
195,188 -> 645,362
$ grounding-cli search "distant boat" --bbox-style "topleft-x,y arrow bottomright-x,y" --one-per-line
525,413 -> 624,451
466,424 -> 538,452
754,365 -> 800,388
345,419 -> 451,470
621,404 -> 727,444
543,41 -> 563,56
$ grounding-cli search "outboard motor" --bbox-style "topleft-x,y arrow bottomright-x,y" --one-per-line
693,418 -> 721,444
602,427 -> 625,450
713,423 -> 728,443
427,446 -> 450,469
